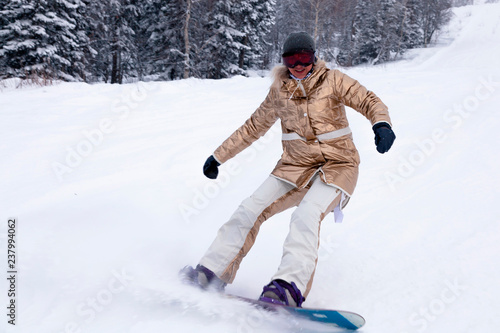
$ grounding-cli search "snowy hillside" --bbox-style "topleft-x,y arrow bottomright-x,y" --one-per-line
1,3 -> 500,333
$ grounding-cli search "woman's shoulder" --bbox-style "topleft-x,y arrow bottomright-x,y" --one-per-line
316,61 -> 344,78
322,66 -> 354,86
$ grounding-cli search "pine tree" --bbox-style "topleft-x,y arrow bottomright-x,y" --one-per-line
0,0 -> 13,76
0,0 -> 87,81
200,0 -> 246,79
350,0 -> 379,65
1,0 -> 457,81
336,0 -> 452,66
81,0 -> 139,83
375,0 -> 404,63
127,0 -> 145,80
235,0 -> 276,71
256,0 -> 276,68
81,0 -> 108,82
142,0 -> 186,80
0,0 -> 9,44
399,0 -> 424,51
107,0 -> 138,83
314,0 -> 339,62
335,0 -> 358,66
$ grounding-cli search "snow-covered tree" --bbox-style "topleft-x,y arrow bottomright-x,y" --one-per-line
421,0 -> 452,46
375,0 -> 405,63
106,0 -> 138,83
80,0 -> 108,82
0,0 -> 88,81
399,0 -> 424,51
141,0 -> 186,80
0,0 -> 9,53
0,0 -> 456,81
332,0 -> 356,65
234,0 -> 276,71
199,0 -> 246,79
349,0 -> 380,65
336,0 -> 451,66
78,0 -> 139,83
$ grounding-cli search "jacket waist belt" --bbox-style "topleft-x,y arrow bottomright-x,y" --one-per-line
282,127 -> 352,142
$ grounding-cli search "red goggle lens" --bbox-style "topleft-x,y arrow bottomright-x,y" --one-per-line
282,51 -> 315,68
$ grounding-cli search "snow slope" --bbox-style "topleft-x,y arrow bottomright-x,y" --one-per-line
1,3 -> 500,333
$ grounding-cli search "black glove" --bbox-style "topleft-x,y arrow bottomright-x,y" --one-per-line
203,155 -> 220,179
373,122 -> 395,154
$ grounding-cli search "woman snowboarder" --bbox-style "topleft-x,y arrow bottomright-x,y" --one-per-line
181,31 -> 395,307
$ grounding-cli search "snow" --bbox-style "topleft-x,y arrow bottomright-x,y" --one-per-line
1,3 -> 500,333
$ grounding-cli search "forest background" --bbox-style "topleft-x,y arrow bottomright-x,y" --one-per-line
0,0 -> 485,83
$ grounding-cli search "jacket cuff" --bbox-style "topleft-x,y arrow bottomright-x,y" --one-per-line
372,121 -> 392,130
212,153 -> 223,165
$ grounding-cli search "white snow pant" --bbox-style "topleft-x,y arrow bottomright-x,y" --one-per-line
199,174 -> 341,298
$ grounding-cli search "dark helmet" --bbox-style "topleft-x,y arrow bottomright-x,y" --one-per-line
282,32 -> 315,56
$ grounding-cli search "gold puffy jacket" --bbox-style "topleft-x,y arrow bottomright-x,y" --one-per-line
214,61 -> 392,201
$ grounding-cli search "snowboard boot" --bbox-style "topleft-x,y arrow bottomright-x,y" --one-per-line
259,279 -> 305,307
179,264 -> 227,292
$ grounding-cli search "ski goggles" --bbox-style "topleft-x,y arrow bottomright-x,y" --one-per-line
282,50 -> 315,68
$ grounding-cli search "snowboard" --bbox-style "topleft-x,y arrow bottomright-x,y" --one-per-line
227,294 -> 365,331
178,266 -> 364,331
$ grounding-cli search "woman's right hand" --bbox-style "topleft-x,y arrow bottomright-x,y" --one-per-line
203,155 -> 220,179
